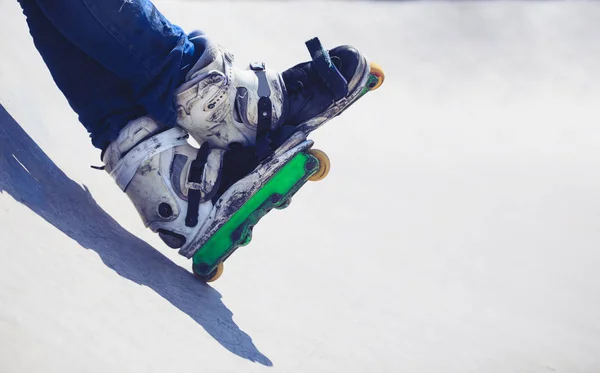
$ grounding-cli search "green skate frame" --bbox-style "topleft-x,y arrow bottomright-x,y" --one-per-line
360,74 -> 381,97
191,64 -> 384,279
192,151 -> 319,277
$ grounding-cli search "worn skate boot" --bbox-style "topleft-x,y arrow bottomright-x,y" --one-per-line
103,116 -> 329,281
175,33 -> 384,151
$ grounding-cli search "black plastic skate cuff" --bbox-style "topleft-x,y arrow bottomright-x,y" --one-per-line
185,143 -> 210,227
305,37 -> 348,101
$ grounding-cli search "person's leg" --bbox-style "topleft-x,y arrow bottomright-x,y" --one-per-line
18,0 -> 234,259
18,0 -> 233,260
18,0 -> 146,151
33,0 -> 198,126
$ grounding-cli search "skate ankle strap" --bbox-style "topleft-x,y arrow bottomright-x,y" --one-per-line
185,144 -> 225,227
249,62 -> 274,141
110,127 -> 189,191
305,37 -> 349,101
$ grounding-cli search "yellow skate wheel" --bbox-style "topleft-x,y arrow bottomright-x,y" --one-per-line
368,62 -> 385,91
194,262 -> 224,282
308,149 -> 330,182
207,262 -> 224,282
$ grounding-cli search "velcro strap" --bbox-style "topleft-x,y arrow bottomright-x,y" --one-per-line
110,127 -> 189,191
305,37 -> 348,101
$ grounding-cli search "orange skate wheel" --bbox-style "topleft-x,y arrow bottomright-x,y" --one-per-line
368,62 -> 385,91
308,149 -> 330,182
206,262 -> 224,282
194,262 -> 224,282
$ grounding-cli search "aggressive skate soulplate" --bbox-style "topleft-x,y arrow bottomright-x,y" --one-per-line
192,151 -> 320,278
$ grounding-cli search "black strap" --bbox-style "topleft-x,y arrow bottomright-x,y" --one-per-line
256,96 -> 272,138
185,142 -> 210,227
305,37 -> 348,101
254,96 -> 272,155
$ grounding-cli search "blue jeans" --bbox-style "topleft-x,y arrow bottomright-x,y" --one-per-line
17,0 -> 199,151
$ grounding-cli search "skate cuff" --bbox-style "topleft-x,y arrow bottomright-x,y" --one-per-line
305,37 -> 349,101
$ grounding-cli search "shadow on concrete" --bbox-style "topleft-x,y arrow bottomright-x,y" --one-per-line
0,104 -> 272,366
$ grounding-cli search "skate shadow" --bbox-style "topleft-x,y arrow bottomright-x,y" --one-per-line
0,104 -> 272,367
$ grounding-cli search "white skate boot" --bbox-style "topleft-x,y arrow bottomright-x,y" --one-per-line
174,33 -> 286,149
102,117 -> 227,273
102,116 -> 327,281
175,33 -> 384,153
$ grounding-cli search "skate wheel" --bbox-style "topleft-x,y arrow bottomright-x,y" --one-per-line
207,262 -> 224,282
307,149 -> 330,182
275,198 -> 292,210
368,62 -> 385,91
193,262 -> 224,282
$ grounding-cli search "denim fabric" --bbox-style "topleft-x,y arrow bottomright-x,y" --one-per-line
17,0 -> 199,150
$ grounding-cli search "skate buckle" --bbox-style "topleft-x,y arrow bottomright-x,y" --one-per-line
223,50 -> 235,62
187,181 -> 205,193
250,62 -> 265,71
